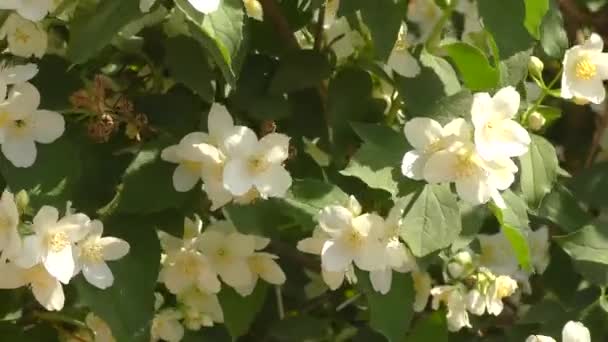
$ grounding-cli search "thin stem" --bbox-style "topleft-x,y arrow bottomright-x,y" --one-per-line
521,68 -> 562,123
336,293 -> 362,312
275,286 -> 285,320
33,311 -> 88,329
425,1 -> 457,53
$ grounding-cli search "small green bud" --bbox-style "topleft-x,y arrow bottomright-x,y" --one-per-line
447,250 -> 475,280
15,190 -> 29,215
528,56 -> 544,79
528,111 -> 547,131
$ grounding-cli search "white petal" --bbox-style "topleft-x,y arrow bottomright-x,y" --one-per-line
100,237 -> 130,261
203,177 -> 234,210
401,150 -> 427,180
443,118 -> 472,141
322,269 -> 345,290
465,289 -> 486,315
0,0 -> 19,10
218,259 -> 253,288
455,176 -> 492,205
180,131 -> 210,146
33,205 -> 58,230
297,237 -> 325,255
0,263 -> 27,288
370,269 -> 392,295
403,118 -> 443,150
83,261 -> 114,289
189,0 -> 221,14
562,321 -> 590,342
14,235 -> 42,268
423,150 -> 459,183
584,33 -> 604,51
197,230 -> 225,255
413,271 -> 431,312
57,213 -> 91,242
223,158 -> 254,196
388,50 -> 421,78
1,63 -> 38,84
354,240 -> 386,271
566,77 -> 606,104
208,103 -> 234,142
2,137 -> 36,168
223,126 -> 258,158
256,257 -> 286,285
161,145 -> 181,163
351,213 -> 384,238
17,0 -> 52,21
318,206 -> 353,236
254,164 -> 292,198
258,133 -> 290,164
492,86 -> 520,119
225,233 -> 255,258
172,164 -> 200,192
471,92 -> 493,128
321,240 -> 353,272
526,336 -> 557,342
592,52 -> 608,79
31,275 -> 65,311
3,82 -> 40,119
31,110 -> 64,143
44,246 -> 75,284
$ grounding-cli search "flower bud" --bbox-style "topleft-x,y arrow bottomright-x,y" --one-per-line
574,97 -> 590,105
528,56 -> 544,79
244,0 -> 264,21
447,250 -> 475,280
15,190 -> 29,215
527,111 -> 546,131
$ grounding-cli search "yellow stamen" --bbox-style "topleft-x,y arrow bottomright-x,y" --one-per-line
575,56 -> 597,80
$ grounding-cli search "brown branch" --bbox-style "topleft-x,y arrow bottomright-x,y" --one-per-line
258,0 -> 300,50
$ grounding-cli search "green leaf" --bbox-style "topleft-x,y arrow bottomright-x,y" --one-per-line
359,0 -> 408,61
176,0 -> 245,86
555,224 -> 608,265
341,123 -> 408,194
407,311 -> 448,342
0,134 -> 82,209
492,191 -> 532,271
478,0 -> 534,59
269,315 -> 330,342
518,134 -> 559,209
400,184 -> 462,257
444,42 -> 499,90
396,51 -> 460,117
539,0 -> 568,59
31,56 -> 83,110
224,200 -> 290,236
219,283 -> 268,340
499,48 -> 533,87
106,138 -> 190,215
357,272 -> 415,342
76,217 -> 161,342
269,50 -> 331,94
524,0 -> 549,38
165,36 -> 215,103
569,161 -> 608,208
67,0 -> 142,63
280,179 -> 349,229
537,184 -> 591,233
453,202 -> 491,251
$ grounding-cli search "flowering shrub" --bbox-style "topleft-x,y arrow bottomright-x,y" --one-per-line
0,0 -> 607,341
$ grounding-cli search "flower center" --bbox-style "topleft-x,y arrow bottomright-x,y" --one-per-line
183,160 -> 201,173
455,154 -> 477,178
248,157 -> 268,174
575,56 -> 597,80
48,231 -> 70,252
82,242 -> 104,262
14,28 -> 30,44
181,254 -> 200,276
345,230 -> 363,249
425,139 -> 444,154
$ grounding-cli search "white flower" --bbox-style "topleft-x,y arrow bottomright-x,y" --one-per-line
430,285 -> 471,332
562,33 -> 608,104
223,127 -> 292,198
243,0 -> 263,21
236,252 -> 286,296
526,321 -> 590,342
386,24 -> 421,78
197,230 -> 255,289
401,117 -> 471,180
178,288 -> 224,329
151,309 -> 184,342
318,198 -> 386,273
161,132 -> 210,192
15,206 -> 89,284
0,0 -> 53,22
0,263 -> 65,311
369,203 -> 415,295
187,0 -> 221,14
471,86 -> 531,161
325,17 -> 365,60
0,63 -> 38,101
0,82 -> 65,168
160,249 -> 220,295
85,313 -> 116,342
0,190 -> 21,260
75,221 -> 130,290
424,141 -> 518,207
0,14 -> 47,58
412,270 -> 431,312
407,0 -> 442,41
478,232 -> 519,276
528,226 -> 551,274
485,275 -> 518,315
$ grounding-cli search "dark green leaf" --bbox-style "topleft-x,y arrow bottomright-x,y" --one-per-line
407,311 -> 448,342
219,283 -> 268,340
359,0 -> 408,61
518,134 -> 559,209
31,56 -> 83,110
539,0 -> 568,59
569,161 -> 608,208
400,184 -> 462,257
76,217 -> 161,342
67,0 -> 142,63
444,42 -> 499,90
165,36 -> 215,102
478,0 -> 534,59
537,184 -> 591,233
269,50 -> 331,94
492,191 -> 532,271
269,315 -> 330,342
524,0 -> 549,38
499,48 -> 533,87
358,272 -> 415,342
555,224 -> 608,265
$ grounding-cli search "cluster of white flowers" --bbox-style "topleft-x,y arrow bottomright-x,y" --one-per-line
162,103 -> 292,210
140,0 -> 264,21
0,190 -> 129,311
0,65 -> 65,168
428,249 -> 519,332
401,86 -> 531,207
155,216 -> 285,340
527,321 -> 590,342
0,0 -> 53,58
